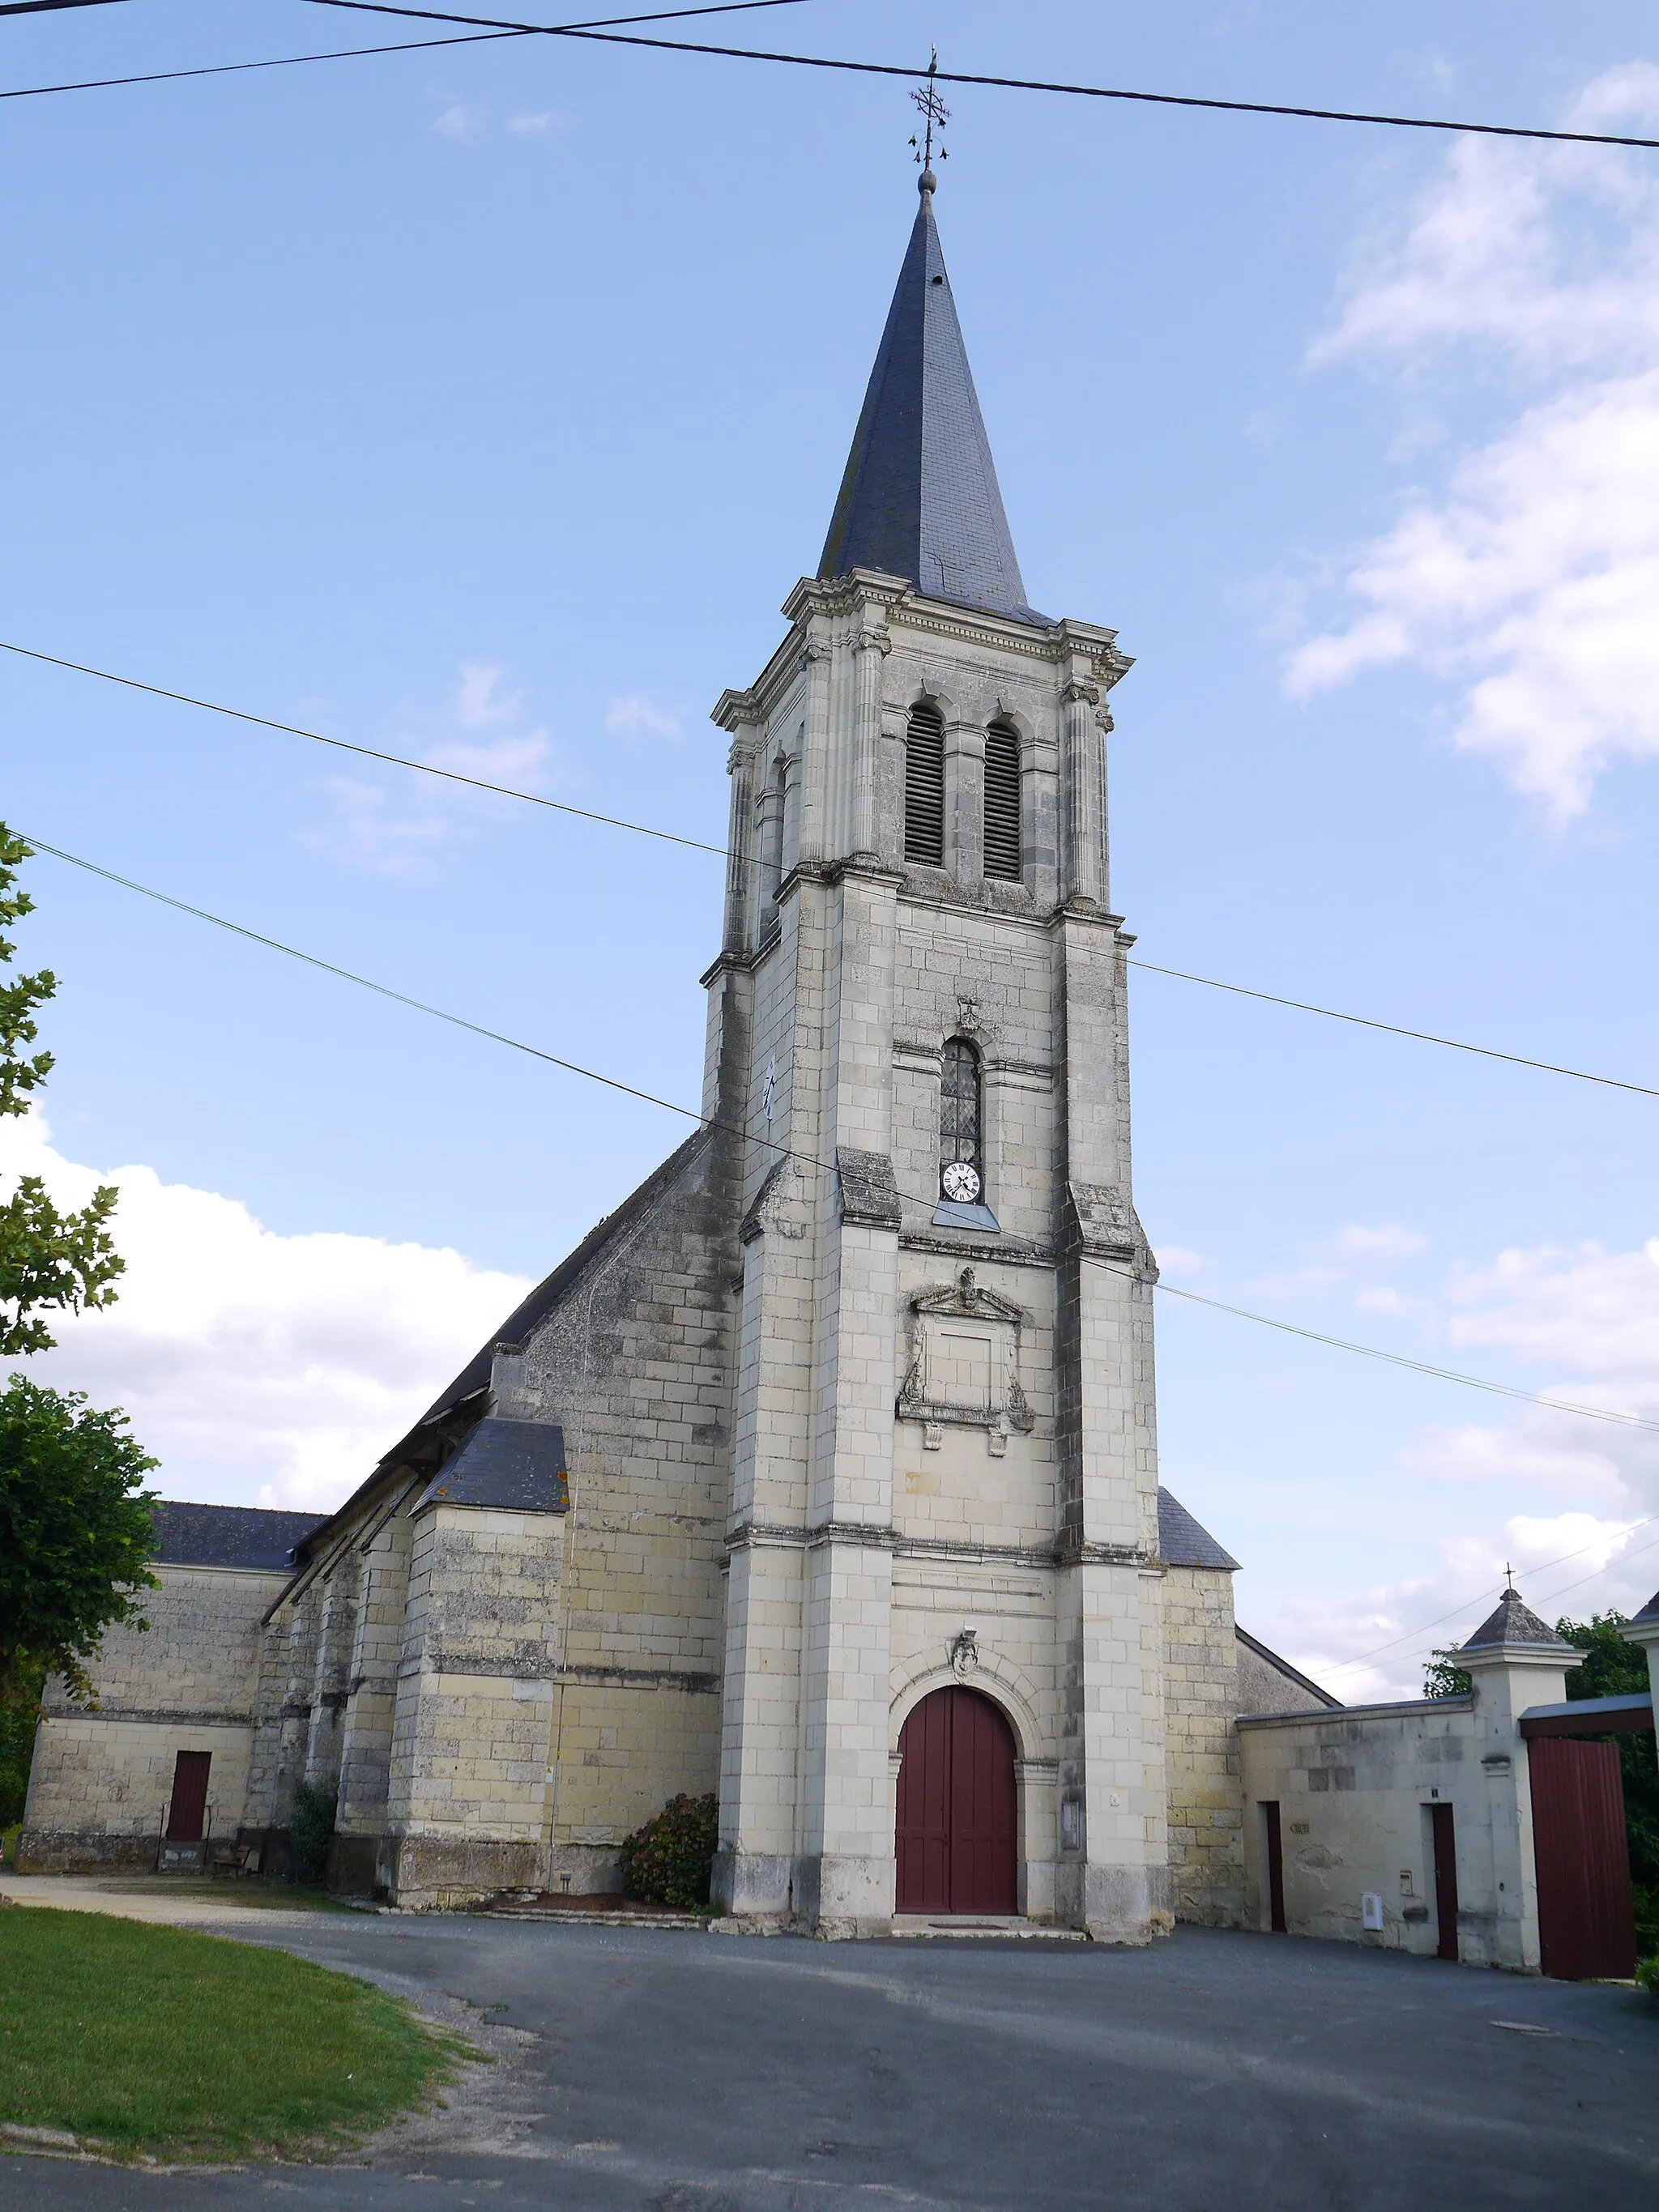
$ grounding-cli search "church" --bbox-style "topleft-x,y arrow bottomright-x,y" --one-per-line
22,168 -> 1324,1937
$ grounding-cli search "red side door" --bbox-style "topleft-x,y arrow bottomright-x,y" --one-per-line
166,1750 -> 211,1843
1529,1737 -> 1636,1980
896,1687 -> 1017,1915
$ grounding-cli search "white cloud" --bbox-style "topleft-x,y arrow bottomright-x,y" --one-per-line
507,113 -> 556,135
1328,1222 -> 1429,1260
605,695 -> 681,743
1261,1509 -> 1655,1703
1289,66 -> 1659,819
0,1115 -> 531,1515
433,102 -> 485,142
307,663 -> 565,876
1153,1244 -> 1210,1281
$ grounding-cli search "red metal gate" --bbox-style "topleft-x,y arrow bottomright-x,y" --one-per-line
166,1750 -> 212,1843
896,1687 -> 1017,1914
1529,1737 -> 1636,1981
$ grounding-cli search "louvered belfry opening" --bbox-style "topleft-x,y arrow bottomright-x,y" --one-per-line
904,701 -> 945,866
983,721 -> 1021,881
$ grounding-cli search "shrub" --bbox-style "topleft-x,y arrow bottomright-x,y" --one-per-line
619,1792 -> 719,1910
1637,1954 -> 1659,1999
288,1777 -> 337,1887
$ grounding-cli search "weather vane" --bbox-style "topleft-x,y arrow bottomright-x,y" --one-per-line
909,48 -> 949,177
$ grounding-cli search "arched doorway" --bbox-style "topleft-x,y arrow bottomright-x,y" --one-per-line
895,1686 -> 1017,1914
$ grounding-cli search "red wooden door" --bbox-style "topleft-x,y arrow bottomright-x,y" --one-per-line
1430,1803 -> 1460,1961
1262,1801 -> 1287,1933
1529,1737 -> 1636,1981
896,1687 -> 1017,1914
166,1750 -> 211,1842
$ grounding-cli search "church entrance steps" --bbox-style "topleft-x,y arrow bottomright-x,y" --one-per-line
890,1915 -> 1086,1941
480,1894 -> 711,1932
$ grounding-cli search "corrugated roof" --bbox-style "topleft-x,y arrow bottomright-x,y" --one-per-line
1157,1488 -> 1240,1571
818,177 -> 1050,627
151,1502 -> 326,1572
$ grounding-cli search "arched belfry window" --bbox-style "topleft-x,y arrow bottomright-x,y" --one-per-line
939,1037 -> 983,1205
983,722 -> 1021,882
904,701 -> 945,867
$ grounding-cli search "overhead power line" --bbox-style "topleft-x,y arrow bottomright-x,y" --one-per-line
19,825 -> 1659,1445
0,0 -> 806,102
9,635 -> 1657,1106
0,0 -> 126,15
0,640 -> 731,861
1124,959 -> 1659,1104
307,0 -> 1659,154
1318,1516 -> 1658,1677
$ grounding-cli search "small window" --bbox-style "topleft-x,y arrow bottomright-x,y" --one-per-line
983,722 -> 1021,881
939,1036 -> 983,1203
904,701 -> 945,867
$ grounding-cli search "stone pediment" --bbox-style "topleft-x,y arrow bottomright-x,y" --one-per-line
898,1267 -> 1035,1451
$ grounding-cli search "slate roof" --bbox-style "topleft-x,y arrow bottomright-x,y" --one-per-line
1460,1587 -> 1573,1654
416,1418 -> 569,1515
150,1502 -> 326,1572
1157,1488 -> 1240,1571
1631,1588 -> 1659,1625
817,177 -> 1050,628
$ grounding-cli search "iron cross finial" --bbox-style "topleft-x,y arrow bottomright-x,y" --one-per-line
1505,1562 -> 1515,1591
909,49 -> 950,184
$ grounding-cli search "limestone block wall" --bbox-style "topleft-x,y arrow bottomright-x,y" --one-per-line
494,1127 -> 738,1894
1162,1565 -> 1245,1925
19,1563 -> 288,1871
1238,1691 -> 1542,1970
380,1504 -> 565,1903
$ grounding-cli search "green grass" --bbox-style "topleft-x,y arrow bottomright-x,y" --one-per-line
0,1909 -> 465,2159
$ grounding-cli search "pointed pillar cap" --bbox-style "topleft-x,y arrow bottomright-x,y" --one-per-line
1458,1587 -> 1574,1662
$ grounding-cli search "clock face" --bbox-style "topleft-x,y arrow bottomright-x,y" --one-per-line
941,1161 -> 982,1204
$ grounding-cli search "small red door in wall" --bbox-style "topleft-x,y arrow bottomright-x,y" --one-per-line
896,1687 -> 1017,1914
166,1750 -> 211,1843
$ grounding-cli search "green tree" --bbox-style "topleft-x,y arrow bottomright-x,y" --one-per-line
1422,1650 -> 1472,1699
0,825 -> 152,1727
1558,1611 -> 1659,1916
0,825 -> 125,1353
0,1378 -> 158,1707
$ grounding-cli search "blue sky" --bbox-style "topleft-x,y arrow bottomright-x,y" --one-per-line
6,0 -> 1659,1694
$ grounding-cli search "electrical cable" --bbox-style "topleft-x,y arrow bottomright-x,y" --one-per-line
0,0 -> 126,15
19,824 -> 1659,1445
305,0 -> 1659,154
1151,1281 -> 1659,1432
0,0 -> 808,101
1319,1519 -> 1659,1678
9,636 -> 1658,1106
1123,959 -> 1659,1103
0,641 -> 731,861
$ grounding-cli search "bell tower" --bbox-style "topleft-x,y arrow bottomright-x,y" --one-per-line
704,164 -> 1167,1939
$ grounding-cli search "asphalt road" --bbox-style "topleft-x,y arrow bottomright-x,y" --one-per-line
4,1916 -> 1656,2210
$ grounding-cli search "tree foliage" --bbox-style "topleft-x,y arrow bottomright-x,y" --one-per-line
0,825 -> 125,1355
0,1375 -> 158,1709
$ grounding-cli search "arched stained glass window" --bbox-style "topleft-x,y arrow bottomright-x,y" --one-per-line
983,722 -> 1021,881
939,1037 -> 983,1204
905,701 -> 945,867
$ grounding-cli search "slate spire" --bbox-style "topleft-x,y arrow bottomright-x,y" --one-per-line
818,173 -> 1048,627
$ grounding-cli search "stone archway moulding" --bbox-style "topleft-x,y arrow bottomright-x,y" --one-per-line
889,1657 -> 1042,1762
